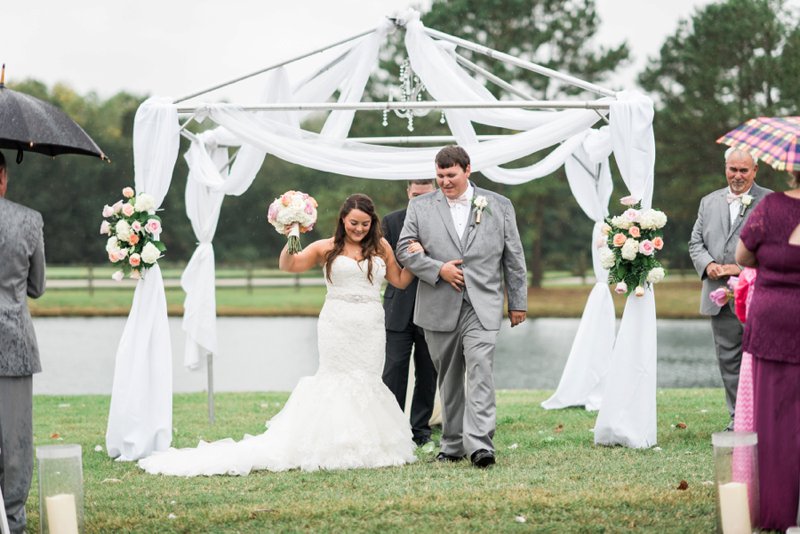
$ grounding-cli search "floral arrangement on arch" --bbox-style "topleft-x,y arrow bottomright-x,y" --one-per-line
599,195 -> 667,297
101,186 -> 166,280
267,190 -> 318,254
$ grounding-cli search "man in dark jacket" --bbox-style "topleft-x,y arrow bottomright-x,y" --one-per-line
382,179 -> 436,446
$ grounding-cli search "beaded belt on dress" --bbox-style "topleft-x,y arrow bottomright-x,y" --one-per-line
327,293 -> 380,304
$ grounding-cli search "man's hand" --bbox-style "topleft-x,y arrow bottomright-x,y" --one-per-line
706,262 -> 741,280
509,310 -> 526,327
439,259 -> 464,291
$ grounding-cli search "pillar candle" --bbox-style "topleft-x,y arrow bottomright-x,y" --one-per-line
718,482 -> 751,534
45,493 -> 79,534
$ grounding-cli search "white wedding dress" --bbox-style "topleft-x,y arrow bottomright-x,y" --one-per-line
139,256 -> 417,475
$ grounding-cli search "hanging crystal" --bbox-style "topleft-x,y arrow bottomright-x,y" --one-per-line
383,57 -> 434,131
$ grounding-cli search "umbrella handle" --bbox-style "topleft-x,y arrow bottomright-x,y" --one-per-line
15,150 -> 23,165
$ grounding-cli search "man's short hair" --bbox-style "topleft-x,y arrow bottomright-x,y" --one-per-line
435,146 -> 470,171
408,179 -> 435,188
724,146 -> 757,166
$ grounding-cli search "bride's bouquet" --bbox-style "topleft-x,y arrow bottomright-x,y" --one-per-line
599,195 -> 667,297
100,186 -> 166,280
267,190 -> 318,254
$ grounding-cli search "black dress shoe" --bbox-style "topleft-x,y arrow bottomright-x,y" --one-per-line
413,436 -> 433,447
435,452 -> 465,463
470,449 -> 496,468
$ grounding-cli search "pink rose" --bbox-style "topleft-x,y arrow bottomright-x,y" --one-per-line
639,240 -> 655,256
108,251 -> 118,262
623,208 -> 640,222
652,236 -> 664,250
145,219 -> 162,234
620,195 -> 638,207
727,276 -> 740,292
112,201 -> 123,214
111,271 -> 124,282
122,203 -> 135,217
612,233 -> 627,247
304,203 -> 314,215
635,286 -> 645,297
129,253 -> 141,267
267,203 -> 278,222
128,234 -> 140,245
709,287 -> 731,307
615,281 -> 628,294
130,270 -> 141,280
131,221 -> 142,233
629,226 -> 641,238
281,193 -> 292,206
100,220 -> 111,235
102,205 -> 114,217
600,223 -> 611,236
122,187 -> 135,198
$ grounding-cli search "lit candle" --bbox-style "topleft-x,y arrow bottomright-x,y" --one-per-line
718,482 -> 751,534
45,493 -> 79,534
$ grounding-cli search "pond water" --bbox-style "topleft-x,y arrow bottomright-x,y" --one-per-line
32,317 -> 720,395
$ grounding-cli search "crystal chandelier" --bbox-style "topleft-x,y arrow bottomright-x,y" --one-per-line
383,58 -> 445,132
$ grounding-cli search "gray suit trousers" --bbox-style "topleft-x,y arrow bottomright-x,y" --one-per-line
710,306 -> 743,419
424,300 -> 499,457
0,375 -> 33,534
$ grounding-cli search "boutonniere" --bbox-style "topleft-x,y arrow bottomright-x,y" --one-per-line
473,195 -> 490,224
739,194 -> 753,217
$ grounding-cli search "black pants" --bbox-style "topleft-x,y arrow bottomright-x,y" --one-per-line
382,324 -> 437,441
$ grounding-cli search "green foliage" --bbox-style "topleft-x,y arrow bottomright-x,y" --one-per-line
639,0 -> 800,269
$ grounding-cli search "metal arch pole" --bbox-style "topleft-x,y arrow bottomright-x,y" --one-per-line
175,99 -> 610,114
422,27 -> 616,98
173,27 -> 377,104
207,352 -> 215,424
454,54 -> 538,102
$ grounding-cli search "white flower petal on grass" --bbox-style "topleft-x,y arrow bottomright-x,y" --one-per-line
515,516 -> 527,523
58,403 -> 70,408
508,443 -> 519,450
94,445 -> 103,452
168,513 -> 177,520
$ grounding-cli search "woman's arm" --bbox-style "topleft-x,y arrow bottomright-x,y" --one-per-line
381,237 -> 419,289
279,238 -> 331,273
735,238 -> 757,268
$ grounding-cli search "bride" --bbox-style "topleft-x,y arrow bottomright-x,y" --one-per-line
139,194 -> 422,476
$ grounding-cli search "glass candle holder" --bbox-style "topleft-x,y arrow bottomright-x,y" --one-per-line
712,431 -> 758,534
36,444 -> 83,534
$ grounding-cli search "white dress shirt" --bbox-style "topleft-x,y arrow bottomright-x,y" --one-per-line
448,184 -> 474,239
728,187 -> 752,226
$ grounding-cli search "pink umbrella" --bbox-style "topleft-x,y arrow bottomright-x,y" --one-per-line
717,116 -> 800,171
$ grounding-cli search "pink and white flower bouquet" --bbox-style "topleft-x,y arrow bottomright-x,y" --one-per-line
267,190 -> 318,254
100,186 -> 166,280
599,195 -> 667,297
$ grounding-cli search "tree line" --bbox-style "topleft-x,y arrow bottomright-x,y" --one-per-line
5,0 -> 798,285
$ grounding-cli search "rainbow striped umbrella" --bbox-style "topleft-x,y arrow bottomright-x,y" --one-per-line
717,116 -> 800,172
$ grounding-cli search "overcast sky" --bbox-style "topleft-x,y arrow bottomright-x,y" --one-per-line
2,0 -> 789,103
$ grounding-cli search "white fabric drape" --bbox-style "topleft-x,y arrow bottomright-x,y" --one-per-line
594,92 -> 658,448
541,136 -> 615,411
106,97 -> 180,460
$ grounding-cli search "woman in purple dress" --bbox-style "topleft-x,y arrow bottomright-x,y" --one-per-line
736,170 -> 800,532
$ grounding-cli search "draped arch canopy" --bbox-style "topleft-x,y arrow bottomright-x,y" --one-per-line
106,9 -> 658,462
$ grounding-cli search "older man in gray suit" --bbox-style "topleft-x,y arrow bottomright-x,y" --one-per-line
397,146 -> 527,468
0,151 -> 46,534
689,147 -> 770,430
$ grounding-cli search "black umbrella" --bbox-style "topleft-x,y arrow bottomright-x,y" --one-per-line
0,65 -> 108,164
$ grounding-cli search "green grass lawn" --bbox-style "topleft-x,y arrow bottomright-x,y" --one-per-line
28,389 -> 725,533
31,278 -> 704,318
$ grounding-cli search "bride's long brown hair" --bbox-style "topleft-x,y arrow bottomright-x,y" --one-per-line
324,194 -> 384,283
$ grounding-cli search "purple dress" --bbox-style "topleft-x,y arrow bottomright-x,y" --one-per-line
740,192 -> 800,532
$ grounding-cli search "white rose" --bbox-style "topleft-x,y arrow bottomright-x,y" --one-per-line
639,209 -> 668,230
621,238 -> 639,261
610,215 -> 631,230
634,286 -> 645,297
111,271 -> 124,282
646,267 -> 665,284
599,247 -> 616,269
115,220 -> 131,241
141,242 -> 161,264
105,236 -> 119,252
135,193 -> 156,213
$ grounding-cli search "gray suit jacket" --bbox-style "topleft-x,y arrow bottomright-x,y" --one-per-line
0,197 -> 46,376
688,183 -> 770,316
396,185 -> 527,332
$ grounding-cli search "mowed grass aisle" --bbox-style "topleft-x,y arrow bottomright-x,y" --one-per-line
30,389 -> 724,533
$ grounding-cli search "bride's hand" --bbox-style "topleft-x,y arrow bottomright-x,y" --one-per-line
407,240 -> 424,254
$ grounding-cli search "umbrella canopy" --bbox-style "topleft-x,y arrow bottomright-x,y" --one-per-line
0,66 -> 108,164
717,116 -> 800,172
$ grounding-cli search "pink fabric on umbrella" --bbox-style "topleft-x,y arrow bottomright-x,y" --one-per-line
717,116 -> 800,172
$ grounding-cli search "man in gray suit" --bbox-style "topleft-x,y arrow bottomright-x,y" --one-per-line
0,150 -> 46,533
397,146 -> 527,468
689,147 -> 770,430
